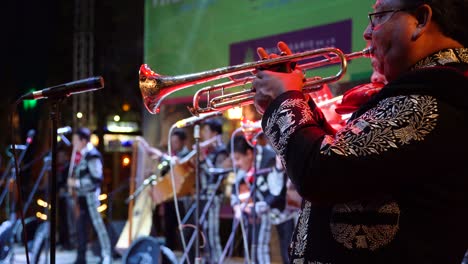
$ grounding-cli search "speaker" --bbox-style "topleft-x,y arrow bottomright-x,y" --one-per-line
91,220 -> 126,258
122,236 -> 161,264
108,221 -> 126,248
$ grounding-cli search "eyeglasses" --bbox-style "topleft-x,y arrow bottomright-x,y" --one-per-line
368,7 -> 413,29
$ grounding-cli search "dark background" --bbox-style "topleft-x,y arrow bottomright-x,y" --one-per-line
1,0 -> 144,220
2,0 -> 144,141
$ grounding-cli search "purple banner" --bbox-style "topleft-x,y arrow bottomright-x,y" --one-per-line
229,19 -> 352,65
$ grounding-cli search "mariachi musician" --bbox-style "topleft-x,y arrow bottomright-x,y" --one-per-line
146,120 -> 227,261
229,133 -> 293,264
116,135 -> 173,256
154,128 -> 192,258
68,127 -> 112,264
196,118 -> 229,262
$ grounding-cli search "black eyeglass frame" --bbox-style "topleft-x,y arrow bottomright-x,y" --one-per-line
368,6 -> 418,29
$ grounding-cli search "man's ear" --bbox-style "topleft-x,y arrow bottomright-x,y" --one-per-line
412,4 -> 432,40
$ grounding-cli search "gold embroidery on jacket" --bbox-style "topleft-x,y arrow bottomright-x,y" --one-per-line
265,98 -> 313,164
321,95 -> 438,157
292,258 -> 304,264
412,48 -> 468,69
456,49 -> 468,63
330,201 -> 400,251
293,201 -> 312,256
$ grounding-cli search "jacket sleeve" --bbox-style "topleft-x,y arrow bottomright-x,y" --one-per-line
261,90 -> 445,204
262,168 -> 287,211
87,157 -> 103,183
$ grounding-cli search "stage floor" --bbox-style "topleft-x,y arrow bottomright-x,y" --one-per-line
12,245 -> 253,264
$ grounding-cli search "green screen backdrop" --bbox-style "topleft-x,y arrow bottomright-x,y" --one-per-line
144,0 -> 375,104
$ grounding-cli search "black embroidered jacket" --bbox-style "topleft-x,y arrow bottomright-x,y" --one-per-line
261,48 -> 468,264
74,143 -> 103,195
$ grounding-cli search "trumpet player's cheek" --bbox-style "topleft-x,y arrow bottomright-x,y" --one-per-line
252,78 -> 271,113
253,94 -> 270,115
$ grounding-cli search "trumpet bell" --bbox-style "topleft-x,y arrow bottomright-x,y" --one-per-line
139,64 -> 197,114
139,64 -> 165,114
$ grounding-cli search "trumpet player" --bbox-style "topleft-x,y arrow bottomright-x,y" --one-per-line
252,0 -> 468,263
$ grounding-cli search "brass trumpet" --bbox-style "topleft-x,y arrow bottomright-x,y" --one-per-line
139,46 -> 372,115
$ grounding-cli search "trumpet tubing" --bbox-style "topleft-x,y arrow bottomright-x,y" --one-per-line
139,47 -> 371,114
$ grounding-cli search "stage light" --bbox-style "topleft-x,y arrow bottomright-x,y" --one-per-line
227,107 -> 243,120
98,193 -> 108,201
114,115 -> 121,122
22,89 -> 37,110
77,112 -> 83,119
91,134 -> 100,146
122,155 -> 131,167
122,103 -> 130,112
97,204 -> 108,213
36,212 -> 47,220
37,199 -> 48,208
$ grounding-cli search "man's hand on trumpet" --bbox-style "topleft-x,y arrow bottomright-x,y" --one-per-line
253,41 -> 305,114
253,41 -> 337,135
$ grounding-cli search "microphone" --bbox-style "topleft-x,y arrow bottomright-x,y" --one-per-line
57,126 -> 72,135
18,76 -> 104,101
174,112 -> 222,128
207,168 -> 234,175
8,145 -> 27,151
241,119 -> 262,130
142,174 -> 158,185
26,129 -> 36,144
252,167 -> 273,176
125,175 -> 158,204
7,129 -> 35,155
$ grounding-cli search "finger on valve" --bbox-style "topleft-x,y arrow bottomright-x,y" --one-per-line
277,41 -> 292,56
257,47 -> 269,60
256,41 -> 292,59
256,41 -> 296,73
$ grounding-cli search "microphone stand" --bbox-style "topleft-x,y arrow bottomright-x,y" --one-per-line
194,124 -> 202,264
180,173 -> 226,264
0,143 -> 32,207
250,133 -> 262,264
15,77 -> 103,264
251,143 -> 257,264
48,98 -> 63,264
218,166 -> 272,264
124,175 -> 157,204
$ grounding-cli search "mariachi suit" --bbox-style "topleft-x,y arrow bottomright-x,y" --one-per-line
74,143 -> 111,264
199,144 -> 228,263
261,49 -> 468,263
231,145 -> 291,264
162,146 -> 190,254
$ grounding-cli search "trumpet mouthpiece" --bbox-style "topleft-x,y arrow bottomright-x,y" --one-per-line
363,46 -> 374,57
